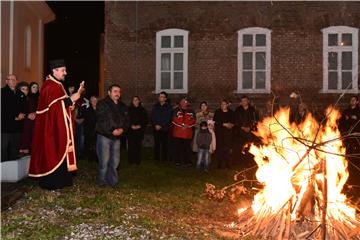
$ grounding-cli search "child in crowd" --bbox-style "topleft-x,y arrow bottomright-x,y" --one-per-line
196,120 -> 216,171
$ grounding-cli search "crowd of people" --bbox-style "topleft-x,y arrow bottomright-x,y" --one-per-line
2,60 -> 360,190
2,74 -> 40,160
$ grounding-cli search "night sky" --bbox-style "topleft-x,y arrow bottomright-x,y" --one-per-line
45,1 -> 104,96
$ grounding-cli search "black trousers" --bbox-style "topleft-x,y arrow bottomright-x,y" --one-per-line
234,132 -> 258,168
39,160 -> 73,190
217,147 -> 232,169
173,138 -> 192,165
85,133 -> 97,162
128,131 -> 143,165
153,130 -> 169,162
1,133 -> 20,161
346,139 -> 360,187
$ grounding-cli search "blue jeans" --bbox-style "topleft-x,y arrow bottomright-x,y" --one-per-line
197,148 -> 210,170
96,134 -> 121,186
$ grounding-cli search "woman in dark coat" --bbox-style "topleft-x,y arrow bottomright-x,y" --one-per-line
84,95 -> 98,162
213,99 -> 235,169
128,96 -> 148,165
20,82 -> 39,154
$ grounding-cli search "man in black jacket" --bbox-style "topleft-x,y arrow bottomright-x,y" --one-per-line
1,74 -> 26,161
150,91 -> 172,162
234,95 -> 259,168
340,95 -> 360,188
340,96 -> 360,134
95,84 -> 129,187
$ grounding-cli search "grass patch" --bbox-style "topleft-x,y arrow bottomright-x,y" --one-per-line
1,148 -> 246,239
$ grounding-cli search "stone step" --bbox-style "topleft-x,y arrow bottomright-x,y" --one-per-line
1,156 -> 30,182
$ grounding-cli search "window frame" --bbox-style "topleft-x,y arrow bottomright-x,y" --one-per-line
156,28 -> 189,94
237,27 -> 272,94
321,26 -> 358,93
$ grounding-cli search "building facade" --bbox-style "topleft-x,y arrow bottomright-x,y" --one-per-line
1,1 -> 55,86
104,2 -> 360,111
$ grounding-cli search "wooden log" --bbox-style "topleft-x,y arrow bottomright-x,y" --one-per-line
284,199 -> 292,240
277,212 -> 286,240
296,230 -> 309,238
291,230 -> 300,240
321,157 -> 328,240
262,213 -> 283,238
251,207 -> 270,235
269,212 -> 283,238
349,225 -> 360,238
331,216 -> 351,238
333,224 -> 348,240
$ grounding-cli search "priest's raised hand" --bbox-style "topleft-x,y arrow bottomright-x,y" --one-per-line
70,81 -> 85,103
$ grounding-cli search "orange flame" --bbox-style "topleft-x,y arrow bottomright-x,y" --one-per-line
245,107 -> 356,226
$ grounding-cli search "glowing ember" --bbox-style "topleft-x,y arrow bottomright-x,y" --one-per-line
237,107 -> 359,239
237,208 -> 247,215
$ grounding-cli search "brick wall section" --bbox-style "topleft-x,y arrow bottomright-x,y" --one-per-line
104,1 -> 360,114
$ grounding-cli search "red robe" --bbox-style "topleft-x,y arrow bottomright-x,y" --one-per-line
29,75 -> 77,177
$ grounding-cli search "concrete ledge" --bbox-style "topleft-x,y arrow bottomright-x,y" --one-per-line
1,156 -> 30,182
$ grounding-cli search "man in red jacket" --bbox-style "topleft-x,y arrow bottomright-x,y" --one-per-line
29,59 -> 84,190
172,98 -> 196,166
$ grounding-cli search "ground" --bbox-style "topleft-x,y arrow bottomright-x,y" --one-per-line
1,148 -> 252,240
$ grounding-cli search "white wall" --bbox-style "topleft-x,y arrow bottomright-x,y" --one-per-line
1,1 -> 55,86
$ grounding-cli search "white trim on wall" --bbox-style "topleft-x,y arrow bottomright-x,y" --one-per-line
321,26 -> 358,94
38,19 -> 43,83
9,1 -> 14,74
237,27 -> 271,94
156,28 -> 189,94
24,25 -> 32,69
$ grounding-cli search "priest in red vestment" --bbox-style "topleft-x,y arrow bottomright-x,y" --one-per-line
29,59 -> 84,190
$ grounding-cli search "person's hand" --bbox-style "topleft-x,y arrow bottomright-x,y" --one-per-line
155,125 -> 162,131
242,127 -> 251,133
112,129 -> 120,136
28,112 -> 36,120
15,113 -> 26,121
69,105 -> 75,111
112,128 -> 124,136
351,115 -> 358,120
78,81 -> 85,94
223,123 -> 234,129
131,125 -> 141,130
70,81 -> 85,103
117,128 -> 124,136
76,118 -> 84,124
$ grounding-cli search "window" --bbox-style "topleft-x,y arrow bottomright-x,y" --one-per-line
156,29 -> 189,93
322,26 -> 358,93
237,27 -> 271,93
24,25 -> 31,69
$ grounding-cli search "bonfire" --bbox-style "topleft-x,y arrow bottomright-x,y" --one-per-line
206,107 -> 360,240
